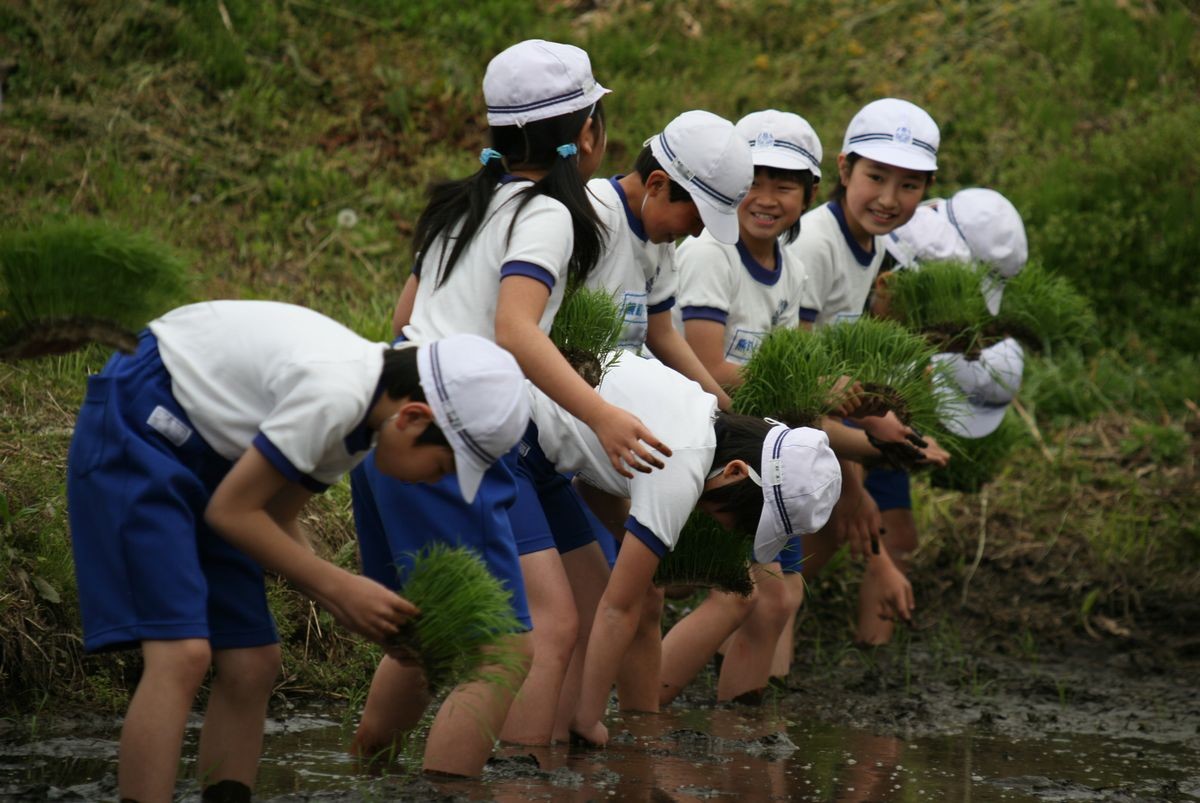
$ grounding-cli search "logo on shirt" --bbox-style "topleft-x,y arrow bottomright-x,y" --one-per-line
770,299 -> 790,328
726,328 -> 766,365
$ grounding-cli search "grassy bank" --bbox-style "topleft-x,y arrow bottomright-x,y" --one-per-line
1,0 -> 1198,711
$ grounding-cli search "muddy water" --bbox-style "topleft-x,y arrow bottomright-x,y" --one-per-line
2,700 -> 1197,802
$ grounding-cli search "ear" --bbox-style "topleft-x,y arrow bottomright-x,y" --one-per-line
836,153 -> 852,185
578,115 -> 601,157
874,271 -> 893,291
706,459 -> 752,490
391,401 -> 435,430
645,169 -> 671,197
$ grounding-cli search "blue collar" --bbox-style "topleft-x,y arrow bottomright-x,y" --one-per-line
735,239 -> 782,286
828,201 -> 876,267
609,176 -> 648,242
499,174 -> 535,185
343,370 -> 388,455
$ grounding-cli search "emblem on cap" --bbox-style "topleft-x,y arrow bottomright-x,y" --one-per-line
754,132 -> 775,148
894,126 -> 912,144
670,157 -> 695,183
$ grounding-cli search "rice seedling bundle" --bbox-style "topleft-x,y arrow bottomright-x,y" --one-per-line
390,543 -> 523,694
995,262 -> 1099,354
885,260 -> 992,353
653,511 -> 754,596
928,411 -> 1025,493
732,327 -> 845,427
0,219 -> 189,360
549,284 -> 624,386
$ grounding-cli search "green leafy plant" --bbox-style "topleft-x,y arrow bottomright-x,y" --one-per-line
654,512 -> 753,596
732,327 -> 844,427
884,260 -> 992,353
391,543 -> 523,694
548,284 -> 624,387
929,412 -> 1025,493
0,219 -> 189,360
995,262 -> 1100,355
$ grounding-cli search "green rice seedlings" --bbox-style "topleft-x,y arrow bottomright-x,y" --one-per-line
732,327 -> 846,427
814,316 -> 944,434
0,219 -> 189,360
548,284 -> 624,386
929,411 -> 1025,493
885,260 -> 992,353
653,511 -> 754,596
390,543 -> 524,695
994,262 -> 1099,354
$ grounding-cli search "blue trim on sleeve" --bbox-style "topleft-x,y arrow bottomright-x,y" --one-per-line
412,260 -> 422,279
625,515 -> 669,558
735,240 -> 783,286
648,296 -> 676,314
500,261 -> 556,291
252,433 -> 330,493
798,307 -> 819,323
609,176 -> 649,243
828,202 -> 876,267
681,305 -> 728,324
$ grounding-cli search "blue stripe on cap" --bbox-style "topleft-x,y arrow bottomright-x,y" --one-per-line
771,428 -> 793,536
944,196 -> 968,245
659,133 -> 738,209
847,132 -> 937,158
487,87 -> 586,114
913,138 -> 937,156
752,138 -> 820,171
429,341 -> 494,465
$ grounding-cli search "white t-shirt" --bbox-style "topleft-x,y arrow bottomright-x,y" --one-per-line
586,177 -> 677,350
527,350 -> 718,556
675,229 -> 807,365
788,201 -> 887,327
403,178 -> 574,342
151,301 -> 387,491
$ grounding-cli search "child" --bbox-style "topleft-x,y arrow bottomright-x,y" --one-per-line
659,109 -> 823,703
349,39 -> 670,775
66,300 -> 529,803
783,97 -> 946,651
495,109 -> 755,741
537,349 -> 841,746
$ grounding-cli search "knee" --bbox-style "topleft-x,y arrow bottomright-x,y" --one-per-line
753,583 -> 793,627
146,639 -> 213,692
532,610 -> 578,667
214,645 -> 281,699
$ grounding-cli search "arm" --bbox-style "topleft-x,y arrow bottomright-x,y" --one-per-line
264,482 -> 316,551
645,312 -> 732,410
496,275 -> 671,477
391,273 -> 419,337
570,534 -> 662,745
827,458 -> 883,560
680,317 -> 744,392
206,448 -> 418,643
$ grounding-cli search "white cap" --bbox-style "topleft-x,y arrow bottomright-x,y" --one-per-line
945,189 -> 1028,314
648,110 -> 753,245
416,335 -> 531,503
843,98 -> 940,172
483,39 -> 611,127
753,425 -> 842,564
932,337 -> 1024,439
886,202 -> 971,269
736,109 -> 823,178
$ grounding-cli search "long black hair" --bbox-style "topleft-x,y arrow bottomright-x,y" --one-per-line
697,412 -> 774,535
412,101 -> 607,289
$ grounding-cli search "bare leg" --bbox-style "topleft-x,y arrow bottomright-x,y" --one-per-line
196,644 -> 281,791
718,563 -> 791,701
423,633 -> 532,776
553,542 -> 609,741
769,572 -> 806,679
616,583 -> 664,712
500,549 -> 578,745
350,657 -> 432,763
119,639 -> 212,803
659,588 -> 755,706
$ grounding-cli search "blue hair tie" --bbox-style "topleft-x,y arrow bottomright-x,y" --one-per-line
479,148 -> 503,166
556,143 -> 578,159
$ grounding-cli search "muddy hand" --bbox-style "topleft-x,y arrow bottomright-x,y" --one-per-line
569,718 -> 608,748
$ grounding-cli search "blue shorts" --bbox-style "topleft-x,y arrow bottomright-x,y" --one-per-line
511,423 -> 598,557
67,333 -> 278,654
864,467 -> 912,512
351,448 -> 532,630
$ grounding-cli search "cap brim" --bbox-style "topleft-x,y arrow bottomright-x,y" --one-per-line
981,274 -> 1005,316
944,399 -> 1009,439
751,150 -> 821,178
848,142 -> 936,172
454,454 -> 488,504
695,197 -> 740,244
752,512 -> 786,564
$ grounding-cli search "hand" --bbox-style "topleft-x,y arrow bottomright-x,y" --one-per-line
588,402 -> 672,479
569,717 -> 609,748
866,557 -> 915,625
831,480 -> 883,560
914,434 -> 950,468
320,569 -> 420,644
857,410 -> 911,444
825,375 -> 865,418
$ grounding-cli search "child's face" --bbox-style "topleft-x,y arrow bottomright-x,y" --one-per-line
373,407 -> 455,485
641,170 -> 704,244
737,170 -> 807,245
839,156 -> 928,238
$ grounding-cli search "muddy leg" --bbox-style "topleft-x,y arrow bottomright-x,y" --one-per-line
119,638 -> 212,803
769,573 -> 806,680
659,588 -> 755,706
350,656 -> 432,763
718,563 -> 791,701
196,644 -> 280,792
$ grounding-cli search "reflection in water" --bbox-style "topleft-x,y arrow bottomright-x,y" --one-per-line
0,703 -> 1196,801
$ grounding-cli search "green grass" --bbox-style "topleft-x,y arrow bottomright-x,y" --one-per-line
549,284 -> 624,387
654,512 -> 754,596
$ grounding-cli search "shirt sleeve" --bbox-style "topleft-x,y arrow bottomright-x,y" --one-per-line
677,238 -> 736,320
500,195 -> 575,289
626,447 -> 711,551
792,233 -> 835,319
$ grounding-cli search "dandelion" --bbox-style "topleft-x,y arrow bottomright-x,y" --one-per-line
337,208 -> 359,229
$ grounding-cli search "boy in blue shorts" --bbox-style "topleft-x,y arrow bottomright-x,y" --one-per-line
66,300 -> 529,803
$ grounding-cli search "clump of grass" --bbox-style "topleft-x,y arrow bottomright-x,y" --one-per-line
654,512 -> 753,596
0,219 -> 189,360
391,543 -> 523,694
549,284 -> 624,386
928,412 -> 1026,493
995,262 -> 1100,355
732,327 -> 844,426
885,261 -> 992,353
